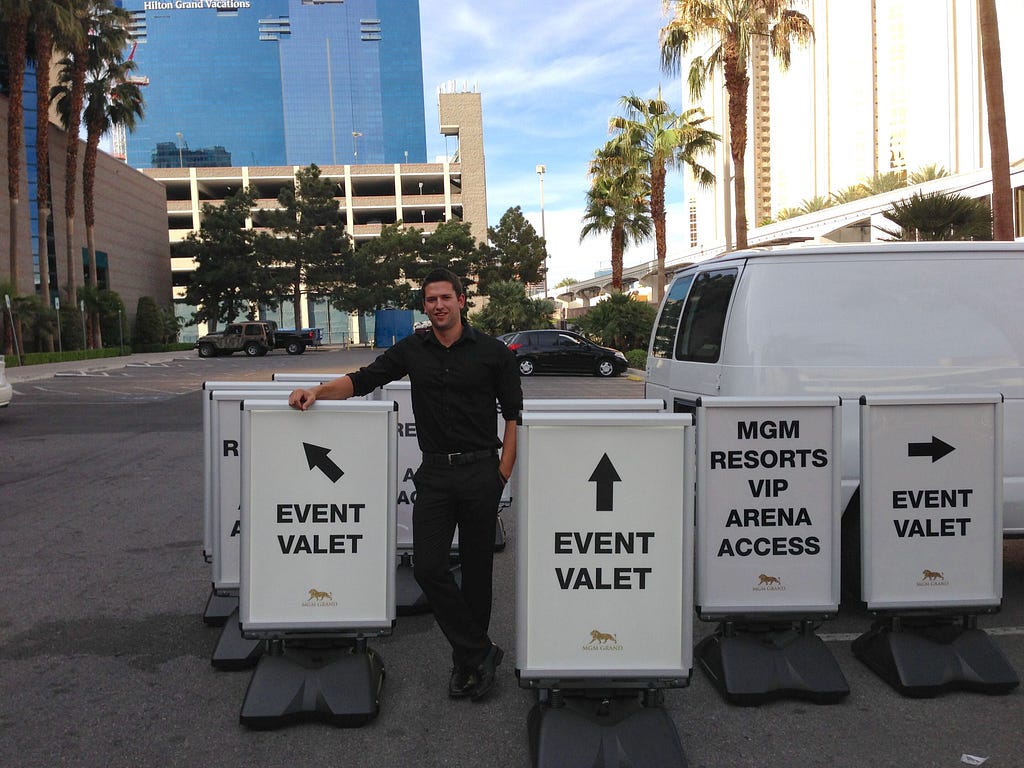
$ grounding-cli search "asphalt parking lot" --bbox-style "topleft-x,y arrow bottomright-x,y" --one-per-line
1,348 -> 1022,768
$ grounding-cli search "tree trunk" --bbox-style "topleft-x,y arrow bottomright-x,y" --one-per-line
650,161 -> 667,304
85,127 -> 103,348
35,27 -> 54,305
5,14 -> 29,293
979,0 -> 1013,240
610,221 -> 624,291
63,47 -> 88,304
724,37 -> 750,251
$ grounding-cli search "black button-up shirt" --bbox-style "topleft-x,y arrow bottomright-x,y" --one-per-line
347,325 -> 523,455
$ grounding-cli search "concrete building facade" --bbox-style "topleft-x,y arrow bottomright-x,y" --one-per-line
679,0 -> 1024,256
1,94 -> 172,326
143,91 -> 487,342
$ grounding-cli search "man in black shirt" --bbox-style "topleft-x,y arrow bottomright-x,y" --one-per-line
288,268 -> 522,701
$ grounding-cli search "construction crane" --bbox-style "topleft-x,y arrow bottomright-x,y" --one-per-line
111,41 -> 149,161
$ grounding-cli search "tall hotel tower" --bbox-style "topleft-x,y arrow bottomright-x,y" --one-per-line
119,0 -> 428,169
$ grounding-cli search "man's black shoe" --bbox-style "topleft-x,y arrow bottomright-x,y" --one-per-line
448,666 -> 477,699
471,644 -> 504,702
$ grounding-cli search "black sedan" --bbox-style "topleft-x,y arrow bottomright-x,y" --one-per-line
501,330 -> 628,377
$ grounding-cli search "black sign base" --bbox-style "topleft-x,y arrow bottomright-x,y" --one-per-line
203,588 -> 237,627
239,640 -> 384,729
696,623 -> 850,706
852,617 -> 1020,697
211,608 -> 263,670
528,693 -> 686,768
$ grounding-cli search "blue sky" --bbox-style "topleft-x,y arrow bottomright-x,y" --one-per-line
419,0 -> 691,288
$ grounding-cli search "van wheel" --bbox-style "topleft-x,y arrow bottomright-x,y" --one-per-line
244,341 -> 261,357
198,342 -> 215,358
596,360 -> 616,377
518,358 -> 535,376
286,341 -> 305,355
840,490 -> 862,605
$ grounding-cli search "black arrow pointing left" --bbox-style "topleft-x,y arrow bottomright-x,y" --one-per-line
907,436 -> 955,463
303,442 -> 345,483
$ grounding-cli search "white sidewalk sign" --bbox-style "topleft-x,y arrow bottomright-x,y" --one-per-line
516,412 -> 694,681
240,399 -> 398,635
696,397 -> 842,618
202,380 -> 325,564
860,394 -> 1003,611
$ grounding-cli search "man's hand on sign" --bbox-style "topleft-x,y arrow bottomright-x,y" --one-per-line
289,388 -> 317,410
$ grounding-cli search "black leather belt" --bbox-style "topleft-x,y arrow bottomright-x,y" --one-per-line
421,449 -> 498,466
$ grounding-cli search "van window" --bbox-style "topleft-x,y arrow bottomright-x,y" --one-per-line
651,275 -> 695,358
675,269 -> 737,362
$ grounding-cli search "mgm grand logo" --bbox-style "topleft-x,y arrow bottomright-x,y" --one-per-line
301,587 -> 338,607
582,629 -> 623,652
916,568 -> 949,587
753,573 -> 786,592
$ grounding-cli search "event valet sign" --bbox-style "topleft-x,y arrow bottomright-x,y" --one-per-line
694,397 -> 849,705
238,399 -> 398,728
515,410 -> 694,767
854,394 -> 1018,696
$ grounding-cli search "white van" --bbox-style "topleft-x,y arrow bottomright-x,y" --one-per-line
645,242 -> 1024,539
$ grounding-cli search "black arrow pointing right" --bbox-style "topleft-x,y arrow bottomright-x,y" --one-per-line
303,442 -> 345,483
907,436 -> 955,463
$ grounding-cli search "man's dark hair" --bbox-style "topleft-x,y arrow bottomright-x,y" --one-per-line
422,267 -> 464,298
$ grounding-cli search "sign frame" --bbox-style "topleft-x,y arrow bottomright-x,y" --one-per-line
239,399 -> 398,638
695,396 -> 843,620
859,393 -> 1004,612
515,411 -> 694,685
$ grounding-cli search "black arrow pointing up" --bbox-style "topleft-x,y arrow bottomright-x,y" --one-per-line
907,436 -> 955,463
588,453 -> 621,512
303,442 -> 345,483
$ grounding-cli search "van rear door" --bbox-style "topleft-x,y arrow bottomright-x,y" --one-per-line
646,266 -> 740,414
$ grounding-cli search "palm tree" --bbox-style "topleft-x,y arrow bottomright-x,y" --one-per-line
2,0 -> 32,293
978,0 -> 1012,240
860,170 -> 906,196
908,164 -> 949,185
52,0 -> 127,305
660,0 -> 813,251
880,191 -> 992,242
79,46 -> 144,346
609,88 -> 717,302
580,141 -> 652,291
31,0 -> 80,309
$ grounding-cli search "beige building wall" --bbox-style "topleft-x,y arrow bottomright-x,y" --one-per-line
0,95 -> 172,320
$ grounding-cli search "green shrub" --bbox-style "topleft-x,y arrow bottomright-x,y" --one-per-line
625,349 -> 647,370
58,305 -> 86,350
574,292 -> 657,351
133,296 -> 165,347
4,348 -> 125,368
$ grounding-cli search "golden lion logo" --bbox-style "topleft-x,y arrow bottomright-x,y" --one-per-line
590,629 -> 617,644
308,588 -> 333,601
758,573 -> 782,586
921,569 -> 944,581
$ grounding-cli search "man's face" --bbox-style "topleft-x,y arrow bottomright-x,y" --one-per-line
423,280 -> 465,333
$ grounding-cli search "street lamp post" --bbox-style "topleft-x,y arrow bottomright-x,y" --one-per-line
536,164 -> 547,297
176,132 -> 184,168
352,131 -> 362,162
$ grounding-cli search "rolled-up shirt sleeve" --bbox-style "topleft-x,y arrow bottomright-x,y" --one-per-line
495,345 -> 523,422
347,344 -> 409,397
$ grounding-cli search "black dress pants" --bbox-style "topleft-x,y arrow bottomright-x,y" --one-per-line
412,456 -> 503,670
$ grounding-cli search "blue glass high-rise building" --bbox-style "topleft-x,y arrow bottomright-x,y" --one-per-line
119,0 -> 427,168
